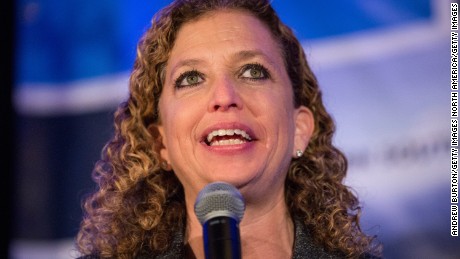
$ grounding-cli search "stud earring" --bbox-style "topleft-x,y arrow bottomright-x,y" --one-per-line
296,149 -> 303,158
161,161 -> 171,171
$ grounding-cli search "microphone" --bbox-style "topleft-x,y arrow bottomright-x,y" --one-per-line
194,182 -> 245,259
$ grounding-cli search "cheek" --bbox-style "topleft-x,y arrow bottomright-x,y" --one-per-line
266,89 -> 295,122
254,95 -> 296,149
158,97 -> 179,147
160,97 -> 201,148
270,93 -> 297,141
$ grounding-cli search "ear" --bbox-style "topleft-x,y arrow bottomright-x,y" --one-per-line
148,124 -> 171,167
292,106 -> 314,157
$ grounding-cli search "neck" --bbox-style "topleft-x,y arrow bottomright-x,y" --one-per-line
185,187 -> 294,259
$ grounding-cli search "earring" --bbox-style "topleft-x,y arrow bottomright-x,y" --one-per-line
296,149 -> 303,158
161,160 -> 171,171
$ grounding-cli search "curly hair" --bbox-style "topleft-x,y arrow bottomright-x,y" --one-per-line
76,0 -> 381,258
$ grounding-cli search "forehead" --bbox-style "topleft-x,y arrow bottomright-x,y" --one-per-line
167,9 -> 283,66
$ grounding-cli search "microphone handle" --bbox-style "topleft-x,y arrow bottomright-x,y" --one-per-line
203,216 -> 242,259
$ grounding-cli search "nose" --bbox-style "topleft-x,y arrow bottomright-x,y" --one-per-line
207,77 -> 243,112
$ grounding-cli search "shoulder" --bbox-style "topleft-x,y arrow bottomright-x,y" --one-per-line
292,218 -> 342,259
292,218 -> 382,259
75,227 -> 185,259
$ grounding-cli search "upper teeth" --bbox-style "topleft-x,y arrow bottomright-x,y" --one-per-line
206,129 -> 252,143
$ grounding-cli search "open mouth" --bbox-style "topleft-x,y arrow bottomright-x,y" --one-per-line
204,129 -> 253,146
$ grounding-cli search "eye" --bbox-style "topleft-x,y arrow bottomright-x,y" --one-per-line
240,63 -> 271,80
174,70 -> 204,88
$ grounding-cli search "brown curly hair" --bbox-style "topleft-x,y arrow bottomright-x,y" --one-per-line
76,0 -> 381,258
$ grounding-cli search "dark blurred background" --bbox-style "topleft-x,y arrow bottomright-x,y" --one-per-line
9,0 -> 458,258
2,0 -> 14,258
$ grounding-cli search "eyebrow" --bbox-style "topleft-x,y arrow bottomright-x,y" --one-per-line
233,50 -> 267,60
168,58 -> 203,81
231,50 -> 278,68
168,49 -> 280,79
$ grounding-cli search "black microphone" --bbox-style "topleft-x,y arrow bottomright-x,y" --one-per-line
194,182 -> 245,259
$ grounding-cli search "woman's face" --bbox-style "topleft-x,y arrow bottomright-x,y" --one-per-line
157,10 -> 312,201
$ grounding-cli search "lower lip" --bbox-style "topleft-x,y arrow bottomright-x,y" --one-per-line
200,141 -> 256,155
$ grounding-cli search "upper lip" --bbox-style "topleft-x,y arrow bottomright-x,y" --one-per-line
201,122 -> 256,145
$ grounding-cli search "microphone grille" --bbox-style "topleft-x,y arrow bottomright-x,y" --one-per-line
194,182 -> 245,225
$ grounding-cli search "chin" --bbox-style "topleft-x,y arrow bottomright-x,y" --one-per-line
205,170 -> 258,188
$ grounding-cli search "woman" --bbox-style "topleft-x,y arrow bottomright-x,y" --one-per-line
76,0 -> 381,258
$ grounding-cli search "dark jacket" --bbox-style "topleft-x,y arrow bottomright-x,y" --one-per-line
78,218 -> 379,258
